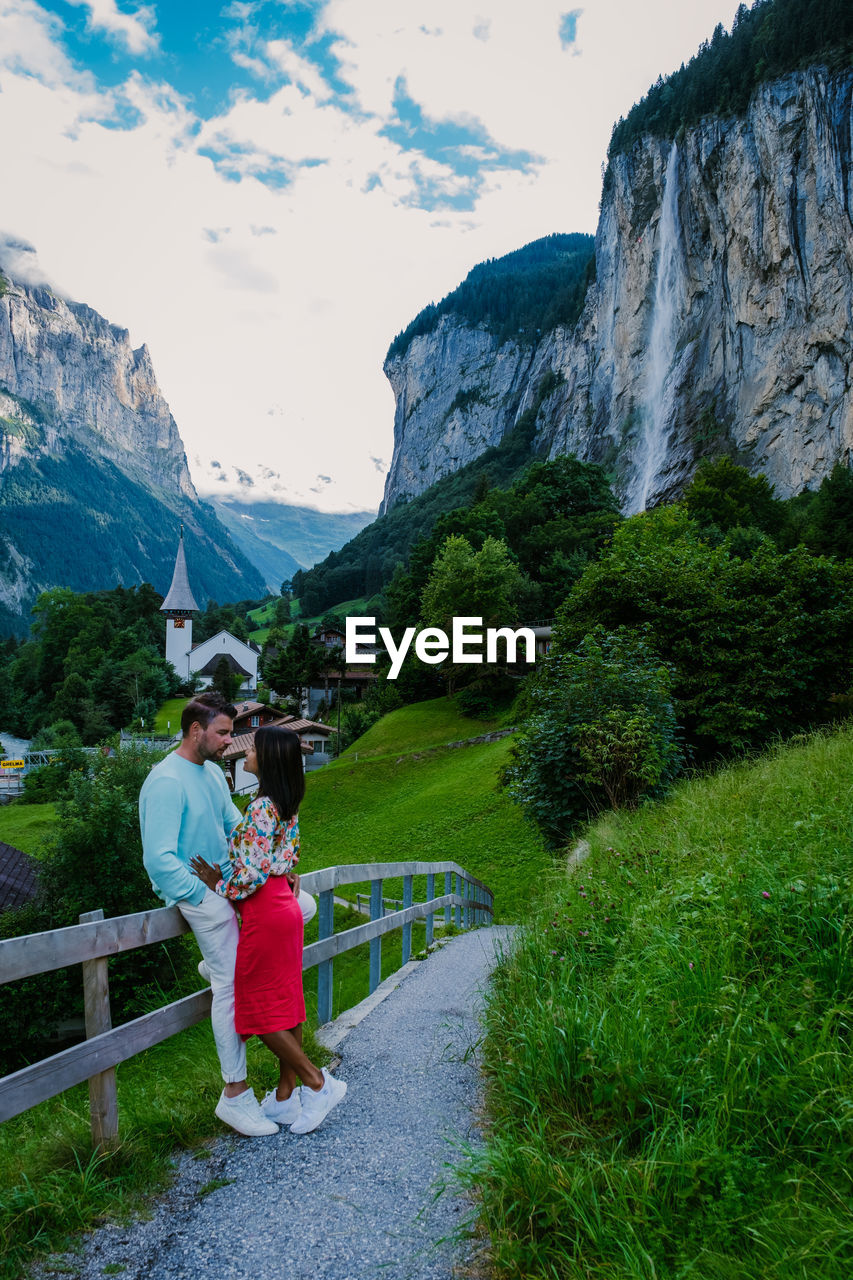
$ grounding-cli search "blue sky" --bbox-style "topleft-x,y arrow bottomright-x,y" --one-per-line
0,0 -> 740,511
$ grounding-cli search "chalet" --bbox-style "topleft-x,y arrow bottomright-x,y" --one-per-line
223,713 -> 337,790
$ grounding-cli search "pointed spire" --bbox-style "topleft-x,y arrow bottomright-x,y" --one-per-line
161,526 -> 199,614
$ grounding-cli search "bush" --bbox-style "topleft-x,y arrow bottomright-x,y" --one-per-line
0,747 -> 198,1074
17,748 -> 89,805
504,628 -> 683,848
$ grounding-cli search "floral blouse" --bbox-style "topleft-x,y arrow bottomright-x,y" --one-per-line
215,795 -> 300,901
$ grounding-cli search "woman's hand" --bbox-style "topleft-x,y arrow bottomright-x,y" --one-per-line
190,855 -> 221,892
286,871 -> 301,899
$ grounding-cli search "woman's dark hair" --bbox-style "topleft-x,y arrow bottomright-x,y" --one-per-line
254,725 -> 305,821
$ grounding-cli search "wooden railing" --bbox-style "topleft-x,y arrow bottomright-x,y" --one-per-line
0,861 -> 493,1148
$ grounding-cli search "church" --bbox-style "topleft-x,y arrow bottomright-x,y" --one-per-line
160,529 -> 260,694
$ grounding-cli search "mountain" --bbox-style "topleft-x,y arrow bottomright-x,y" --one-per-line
207,496 -> 375,592
0,250 -> 266,635
380,5 -> 853,514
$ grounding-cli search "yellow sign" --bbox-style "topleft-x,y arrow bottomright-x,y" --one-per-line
0,759 -> 25,769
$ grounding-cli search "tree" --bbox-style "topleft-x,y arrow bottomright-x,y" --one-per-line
211,656 -> 242,703
504,628 -> 683,848
555,506 -> 853,758
263,624 -> 325,710
421,534 -> 525,632
682,457 -> 784,541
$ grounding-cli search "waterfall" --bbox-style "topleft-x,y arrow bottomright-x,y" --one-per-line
626,141 -> 685,514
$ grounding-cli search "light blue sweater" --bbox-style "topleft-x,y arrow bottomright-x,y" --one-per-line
139,751 -> 242,908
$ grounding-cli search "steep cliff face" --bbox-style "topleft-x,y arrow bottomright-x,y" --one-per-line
0,264 -> 265,630
381,67 -> 853,513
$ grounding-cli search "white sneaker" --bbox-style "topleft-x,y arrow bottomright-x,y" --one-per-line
198,960 -> 211,983
261,1088 -> 303,1125
215,1087 -> 278,1136
289,1069 -> 347,1134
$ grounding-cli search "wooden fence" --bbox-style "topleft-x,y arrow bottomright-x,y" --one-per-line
0,861 -> 493,1148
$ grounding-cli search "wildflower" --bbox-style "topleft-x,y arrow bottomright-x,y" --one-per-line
762,891 -> 771,899
689,962 -> 694,970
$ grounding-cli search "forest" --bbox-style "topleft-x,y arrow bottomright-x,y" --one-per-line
386,233 -> 595,362
607,0 -> 853,157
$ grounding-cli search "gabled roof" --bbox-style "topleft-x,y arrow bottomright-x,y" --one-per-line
161,529 -> 199,614
195,652 -> 253,678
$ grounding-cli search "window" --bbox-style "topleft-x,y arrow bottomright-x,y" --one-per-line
251,715 -> 259,727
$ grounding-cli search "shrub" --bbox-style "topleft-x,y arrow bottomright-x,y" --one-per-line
0,747 -> 197,1074
504,628 -> 683,848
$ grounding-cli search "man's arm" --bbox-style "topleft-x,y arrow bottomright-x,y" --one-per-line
140,775 -> 206,906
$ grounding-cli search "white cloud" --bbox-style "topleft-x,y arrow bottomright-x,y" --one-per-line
0,0 -> 741,513
64,0 -> 159,56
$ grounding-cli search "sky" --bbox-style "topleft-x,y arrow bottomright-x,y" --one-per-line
0,0 -> 740,513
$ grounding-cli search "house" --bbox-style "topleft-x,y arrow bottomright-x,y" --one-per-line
222,713 -> 337,790
190,631 -> 260,695
313,625 -> 345,650
231,701 -> 289,733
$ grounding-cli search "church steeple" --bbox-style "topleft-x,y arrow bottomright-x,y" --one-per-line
162,526 -> 198,681
160,524 -> 199,615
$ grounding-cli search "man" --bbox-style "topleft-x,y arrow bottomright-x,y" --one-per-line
139,692 -> 276,1136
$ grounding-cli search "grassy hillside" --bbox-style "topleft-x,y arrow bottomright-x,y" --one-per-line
301,699 -> 546,922
470,722 -> 853,1278
337,695 -> 502,759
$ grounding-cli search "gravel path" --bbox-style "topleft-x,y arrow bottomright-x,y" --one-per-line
47,926 -> 514,1280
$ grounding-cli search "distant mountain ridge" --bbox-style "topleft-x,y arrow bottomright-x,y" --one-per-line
207,496 -> 375,592
0,254 -> 266,634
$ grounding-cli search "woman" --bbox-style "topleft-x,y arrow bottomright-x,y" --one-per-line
190,725 -> 346,1135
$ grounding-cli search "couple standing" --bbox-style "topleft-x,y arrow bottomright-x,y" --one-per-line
138,692 -> 347,1138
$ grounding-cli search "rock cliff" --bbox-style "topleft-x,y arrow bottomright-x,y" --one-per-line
0,258 -> 265,630
381,67 -> 853,514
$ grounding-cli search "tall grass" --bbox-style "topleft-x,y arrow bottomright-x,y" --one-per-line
466,724 -> 853,1279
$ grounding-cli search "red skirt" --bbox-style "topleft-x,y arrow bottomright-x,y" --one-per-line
234,874 -> 306,1037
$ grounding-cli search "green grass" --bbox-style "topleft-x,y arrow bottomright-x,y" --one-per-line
337,694 -> 502,761
0,803 -> 57,858
151,699 -> 185,736
302,705 -> 549,923
467,723 -> 853,1279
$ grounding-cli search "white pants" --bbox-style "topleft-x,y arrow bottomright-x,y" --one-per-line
179,887 -> 318,1083
179,889 -> 246,1084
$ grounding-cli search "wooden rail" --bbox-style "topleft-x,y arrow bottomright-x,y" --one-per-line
0,860 -> 493,1148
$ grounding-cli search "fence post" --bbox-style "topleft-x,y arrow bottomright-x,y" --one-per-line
79,909 -> 119,1151
316,889 -> 334,1025
402,875 -> 413,965
369,878 -> 383,994
425,872 -> 435,947
444,871 -> 452,927
455,873 -> 462,928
